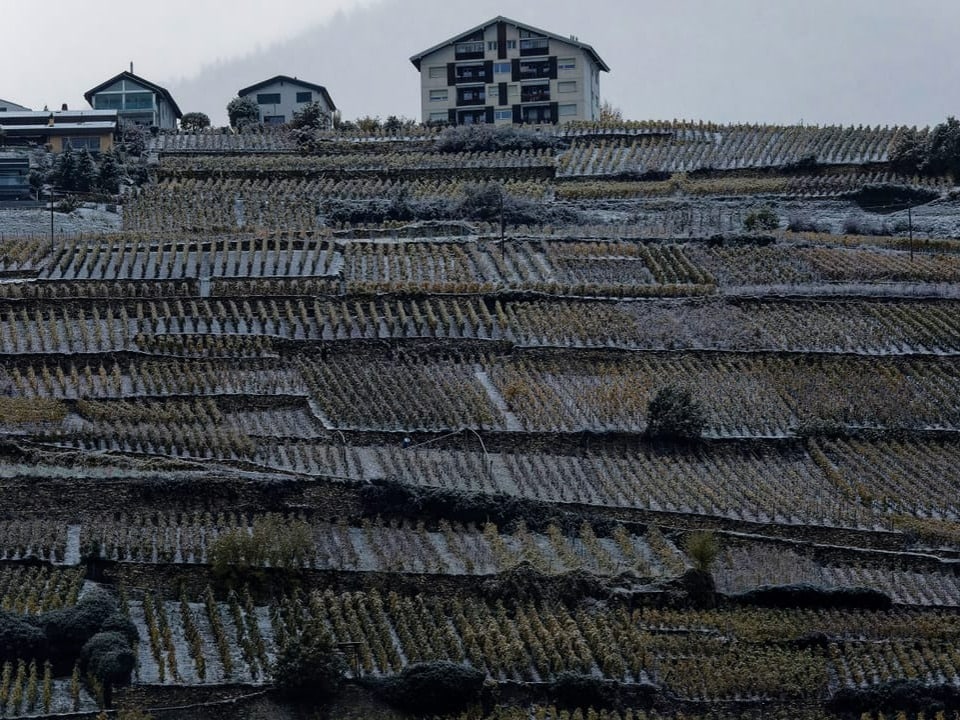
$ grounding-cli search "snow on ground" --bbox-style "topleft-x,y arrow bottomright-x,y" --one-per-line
0,205 -> 121,236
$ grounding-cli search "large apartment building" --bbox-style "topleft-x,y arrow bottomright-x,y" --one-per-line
410,16 -> 609,126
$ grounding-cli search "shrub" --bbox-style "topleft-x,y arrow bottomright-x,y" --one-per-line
0,611 -> 46,662
435,125 -> 563,153
180,112 -> 211,131
551,672 -> 620,710
731,583 -> 892,610
227,97 -> 260,129
786,212 -> 822,233
684,531 -> 719,572
272,622 -> 345,703
743,205 -> 779,232
98,613 -> 139,647
373,661 -> 485,716
842,214 -> 893,236
80,631 -> 136,687
291,101 -> 331,132
645,384 -> 705,440
41,588 -> 118,669
828,680 -> 960,715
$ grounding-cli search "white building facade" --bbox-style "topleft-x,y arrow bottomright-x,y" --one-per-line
410,16 -> 609,126
237,76 -> 336,127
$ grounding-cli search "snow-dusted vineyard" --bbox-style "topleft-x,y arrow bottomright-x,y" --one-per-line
3,119 -> 960,718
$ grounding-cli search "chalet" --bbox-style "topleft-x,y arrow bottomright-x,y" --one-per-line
84,68 -> 182,129
237,75 -> 337,126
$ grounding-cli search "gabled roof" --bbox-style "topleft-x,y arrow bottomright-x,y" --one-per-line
237,75 -> 337,111
83,71 -> 183,119
410,15 -> 610,72
0,98 -> 31,111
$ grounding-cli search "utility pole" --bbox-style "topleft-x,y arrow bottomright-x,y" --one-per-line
908,205 -> 914,262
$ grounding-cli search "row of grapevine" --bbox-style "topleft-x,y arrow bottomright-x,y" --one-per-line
8,295 -> 960,357
78,513 -> 681,577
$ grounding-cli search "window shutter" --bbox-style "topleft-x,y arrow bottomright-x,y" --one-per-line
447,63 -> 456,85
511,59 -> 520,82
550,102 -> 559,124
448,109 -> 457,125
549,57 -> 558,80
512,105 -> 522,124
484,60 -> 494,83
498,83 -> 508,106
497,21 -> 507,59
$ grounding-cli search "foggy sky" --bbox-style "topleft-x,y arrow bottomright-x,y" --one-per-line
5,0 -> 958,127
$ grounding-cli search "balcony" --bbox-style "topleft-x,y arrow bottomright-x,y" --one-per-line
455,65 -> 491,84
455,41 -> 485,60
520,104 -> 554,124
456,88 -> 486,107
518,60 -> 551,80
519,37 -> 549,56
521,84 -> 550,103
457,109 -> 488,125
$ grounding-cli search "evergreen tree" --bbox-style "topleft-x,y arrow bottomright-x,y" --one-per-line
53,145 -> 77,190
75,149 -> 97,192
96,150 -> 121,194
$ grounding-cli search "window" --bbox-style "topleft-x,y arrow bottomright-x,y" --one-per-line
494,62 -> 511,74
457,87 -> 485,105
495,109 -> 512,120
263,115 -> 285,125
428,66 -> 445,79
94,95 -> 123,110
487,41 -> 498,50
558,81 -> 577,93
62,137 -> 102,152
455,64 -> 487,82
455,41 -> 484,58
429,111 -> 448,122
125,92 -> 154,109
257,93 -> 281,105
508,84 -> 519,97
506,40 -> 516,49
559,104 -> 577,117
296,91 -> 312,103
429,89 -> 448,102
558,57 -> 576,71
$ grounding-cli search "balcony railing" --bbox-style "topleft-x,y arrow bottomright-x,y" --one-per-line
518,62 -> 551,79
519,37 -> 549,56
456,91 -> 486,107
455,41 -> 485,60
521,86 -> 550,103
455,67 -> 491,84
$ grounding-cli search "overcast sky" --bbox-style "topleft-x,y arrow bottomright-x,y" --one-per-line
4,0 -> 958,127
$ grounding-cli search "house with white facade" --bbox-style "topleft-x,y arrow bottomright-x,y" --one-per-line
410,16 -> 609,126
84,68 -> 182,129
237,76 -> 336,126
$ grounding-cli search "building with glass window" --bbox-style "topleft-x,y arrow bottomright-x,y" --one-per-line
410,16 -> 609,126
237,76 -> 337,127
0,110 -> 118,154
0,99 -> 31,113
84,69 -> 182,129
